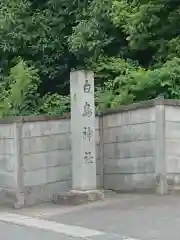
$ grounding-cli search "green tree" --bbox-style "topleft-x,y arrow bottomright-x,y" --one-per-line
1,0 -> 180,117
0,0 -> 81,95
111,0 -> 180,65
0,58 -> 40,117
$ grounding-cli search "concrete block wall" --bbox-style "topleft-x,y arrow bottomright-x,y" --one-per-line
95,119 -> 101,188
21,117 -> 101,205
102,106 -> 157,192
101,99 -> 180,194
0,116 -> 101,207
0,124 -> 16,191
165,105 -> 180,192
21,119 -> 71,205
1,98 -> 180,206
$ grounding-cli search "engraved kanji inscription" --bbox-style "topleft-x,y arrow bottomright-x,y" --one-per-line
82,102 -> 92,117
83,127 -> 93,142
84,152 -> 94,163
83,80 -> 91,93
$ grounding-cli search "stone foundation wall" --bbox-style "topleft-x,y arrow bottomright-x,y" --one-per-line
0,124 -> 16,193
102,106 -> 156,192
165,105 -> 180,192
0,116 -> 101,207
21,117 -> 101,205
21,119 -> 71,205
0,98 -> 180,206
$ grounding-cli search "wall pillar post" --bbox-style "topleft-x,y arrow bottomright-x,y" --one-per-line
14,122 -> 24,208
155,100 -> 168,195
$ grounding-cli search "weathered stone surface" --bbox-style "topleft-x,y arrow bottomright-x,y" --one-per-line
95,130 -> 100,145
166,140 -> 180,156
24,165 -> 71,186
166,121 -> 180,139
103,123 -> 156,143
22,120 -> 70,138
104,157 -> 155,174
166,156 -> 180,173
0,188 -> 23,208
46,165 -> 71,183
164,106 -> 180,194
24,181 -> 70,206
58,174 -> 101,190
96,145 -> 100,159
0,139 -> 15,155
96,174 -> 101,189
165,106 -> 180,122
96,159 -> 101,175
101,106 -> 157,193
104,173 -> 156,192
5,99 -> 180,205
0,124 -> 15,139
23,150 -> 71,171
22,134 -> 71,154
0,155 -> 14,172
0,171 -> 15,188
70,71 -> 97,190
52,190 -> 104,205
95,118 -> 100,130
104,140 -> 155,159
166,174 -> 180,192
103,107 -> 155,128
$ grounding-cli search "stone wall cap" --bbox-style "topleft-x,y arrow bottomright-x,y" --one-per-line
102,97 -> 180,116
0,114 -> 70,124
0,98 -> 180,123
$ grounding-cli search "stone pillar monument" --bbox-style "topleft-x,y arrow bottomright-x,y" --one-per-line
70,70 -> 97,190
53,70 -> 103,205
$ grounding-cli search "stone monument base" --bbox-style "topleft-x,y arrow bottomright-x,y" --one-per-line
52,189 -> 104,205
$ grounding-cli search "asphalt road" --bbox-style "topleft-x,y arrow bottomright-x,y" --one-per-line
1,194 -> 180,240
0,218 -> 132,240
0,221 -> 75,240
46,194 -> 180,240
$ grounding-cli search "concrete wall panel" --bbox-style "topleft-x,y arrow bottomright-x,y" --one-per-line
96,159 -> 101,175
24,181 -> 70,205
24,165 -> 71,187
0,124 -> 15,139
166,140 -> 180,156
103,123 -> 155,143
165,106 -> 180,122
104,173 -> 156,192
0,100 -> 173,204
0,171 -> 15,188
46,165 -> 71,183
166,122 -> 180,139
104,140 -> 155,159
166,156 -> 180,173
23,150 -> 71,171
22,134 -> 71,155
165,106 -> 180,192
0,139 -> 15,155
0,155 -> 14,172
103,107 -> 155,128
95,118 -> 100,130
22,120 -> 70,138
104,157 -> 155,174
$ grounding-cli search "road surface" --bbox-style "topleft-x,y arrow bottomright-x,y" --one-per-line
0,194 -> 180,240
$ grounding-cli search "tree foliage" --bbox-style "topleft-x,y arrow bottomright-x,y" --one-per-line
1,0 -> 180,116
